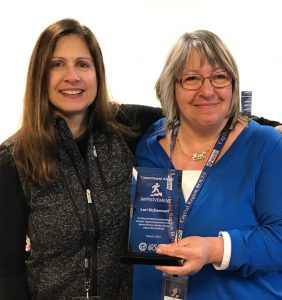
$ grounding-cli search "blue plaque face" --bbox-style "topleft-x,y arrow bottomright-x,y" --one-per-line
121,167 -> 183,266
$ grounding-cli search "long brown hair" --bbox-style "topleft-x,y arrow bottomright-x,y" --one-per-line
10,18 -> 130,185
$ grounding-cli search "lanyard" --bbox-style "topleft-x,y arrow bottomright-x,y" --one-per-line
169,121 -> 231,239
60,141 -> 99,298
61,171 -> 93,298
166,169 -> 182,243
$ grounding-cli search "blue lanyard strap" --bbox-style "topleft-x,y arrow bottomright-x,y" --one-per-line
169,123 -> 231,239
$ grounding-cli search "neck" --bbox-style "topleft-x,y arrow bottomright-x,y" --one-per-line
68,120 -> 87,139
178,126 -> 222,148
55,111 -> 88,139
176,122 -> 227,162
179,120 -> 228,142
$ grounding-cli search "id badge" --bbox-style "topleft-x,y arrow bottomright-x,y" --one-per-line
162,272 -> 188,300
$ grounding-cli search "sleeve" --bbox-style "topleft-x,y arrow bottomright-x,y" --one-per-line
135,136 -> 159,168
135,119 -> 168,168
226,137 -> 282,277
0,147 -> 30,300
213,232 -> 231,270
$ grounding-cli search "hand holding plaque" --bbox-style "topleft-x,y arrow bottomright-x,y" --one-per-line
121,167 -> 183,266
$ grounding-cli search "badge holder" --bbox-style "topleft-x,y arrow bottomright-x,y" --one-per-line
162,273 -> 188,300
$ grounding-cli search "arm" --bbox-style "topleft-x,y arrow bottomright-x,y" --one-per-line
0,146 -> 30,300
119,104 -> 163,134
117,104 -> 163,154
251,115 -> 281,127
155,135 -> 282,277
226,137 -> 282,276
136,121 -> 282,277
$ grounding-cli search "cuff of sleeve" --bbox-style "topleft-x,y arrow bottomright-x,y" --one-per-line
213,231 -> 231,270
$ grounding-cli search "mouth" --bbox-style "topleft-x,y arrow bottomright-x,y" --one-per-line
196,103 -> 218,107
60,89 -> 83,95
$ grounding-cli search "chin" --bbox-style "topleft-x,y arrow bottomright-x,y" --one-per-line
197,119 -> 222,129
56,107 -> 89,117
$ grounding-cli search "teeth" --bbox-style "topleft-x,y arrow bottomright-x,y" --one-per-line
62,90 -> 82,95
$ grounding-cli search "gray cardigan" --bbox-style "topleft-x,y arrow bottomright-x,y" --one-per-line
0,104 -> 163,300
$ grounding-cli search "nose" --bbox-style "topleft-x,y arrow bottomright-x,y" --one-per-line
200,76 -> 215,96
64,66 -> 80,83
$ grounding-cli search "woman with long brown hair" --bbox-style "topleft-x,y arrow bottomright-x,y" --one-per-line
0,18 -> 162,299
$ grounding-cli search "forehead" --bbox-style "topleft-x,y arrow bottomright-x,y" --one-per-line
183,48 -> 222,73
187,48 -> 202,68
53,34 -> 91,57
183,48 -> 207,71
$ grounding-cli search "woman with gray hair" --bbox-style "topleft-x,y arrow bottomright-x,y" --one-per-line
132,30 -> 282,299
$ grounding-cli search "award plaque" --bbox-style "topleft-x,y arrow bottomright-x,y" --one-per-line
121,167 -> 184,266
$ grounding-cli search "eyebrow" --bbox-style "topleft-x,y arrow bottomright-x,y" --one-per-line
51,56 -> 93,61
183,67 -> 225,74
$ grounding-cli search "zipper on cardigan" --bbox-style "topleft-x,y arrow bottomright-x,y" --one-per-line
86,189 -> 92,203
93,145 -> 97,157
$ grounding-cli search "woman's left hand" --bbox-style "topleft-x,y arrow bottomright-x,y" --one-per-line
155,236 -> 223,276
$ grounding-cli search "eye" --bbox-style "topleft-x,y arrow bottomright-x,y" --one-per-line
77,60 -> 90,69
212,72 -> 230,82
51,60 -> 64,69
181,74 -> 201,83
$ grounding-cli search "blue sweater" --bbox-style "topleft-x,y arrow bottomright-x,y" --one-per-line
133,119 -> 282,300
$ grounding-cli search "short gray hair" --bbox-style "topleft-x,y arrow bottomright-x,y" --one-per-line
155,30 -> 241,130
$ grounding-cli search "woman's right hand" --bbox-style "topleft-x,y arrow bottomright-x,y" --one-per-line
155,236 -> 224,276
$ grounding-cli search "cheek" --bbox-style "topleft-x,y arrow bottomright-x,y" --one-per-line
224,88 -> 233,105
217,85 -> 232,101
219,87 -> 233,113
47,81 -> 55,103
48,74 -> 57,95
175,87 -> 194,107
88,75 -> 98,97
47,75 -> 61,106
223,85 -> 233,99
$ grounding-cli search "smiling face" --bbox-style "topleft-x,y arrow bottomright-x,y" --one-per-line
175,48 -> 233,131
48,34 -> 97,125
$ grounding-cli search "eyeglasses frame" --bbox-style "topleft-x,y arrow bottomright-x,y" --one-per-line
176,71 -> 233,91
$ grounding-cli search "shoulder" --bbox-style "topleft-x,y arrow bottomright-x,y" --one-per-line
0,143 -> 28,211
246,120 -> 282,154
0,143 -> 22,186
0,143 -> 14,168
142,117 -> 167,137
137,118 -> 167,150
135,118 -> 168,167
248,120 -> 282,140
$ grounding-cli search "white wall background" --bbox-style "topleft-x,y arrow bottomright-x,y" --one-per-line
1,0 -> 281,143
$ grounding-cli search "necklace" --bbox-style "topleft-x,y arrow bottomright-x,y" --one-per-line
177,136 -> 211,161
